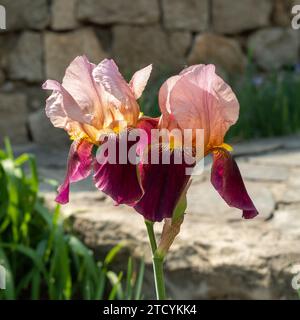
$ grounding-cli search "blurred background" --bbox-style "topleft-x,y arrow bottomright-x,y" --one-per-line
0,0 -> 300,144
0,0 -> 300,300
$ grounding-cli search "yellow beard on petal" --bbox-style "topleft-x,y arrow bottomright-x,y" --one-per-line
66,109 -> 132,145
70,120 -> 130,146
204,142 -> 233,158
209,142 -> 233,154
68,123 -> 100,145
218,142 -> 233,152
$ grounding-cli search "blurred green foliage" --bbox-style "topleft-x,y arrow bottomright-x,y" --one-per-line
0,139 -> 144,300
228,67 -> 300,141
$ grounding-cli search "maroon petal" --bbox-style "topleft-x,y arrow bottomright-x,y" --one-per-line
56,140 -> 93,204
136,117 -> 159,156
134,148 -> 194,222
211,149 -> 258,219
93,132 -> 143,205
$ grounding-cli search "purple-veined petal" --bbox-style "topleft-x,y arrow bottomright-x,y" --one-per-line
56,140 -> 93,204
134,148 -> 194,222
211,149 -> 258,219
93,131 -> 143,205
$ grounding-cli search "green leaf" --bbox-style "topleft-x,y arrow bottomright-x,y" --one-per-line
172,194 -> 187,223
107,271 -> 123,300
172,178 -> 191,223
134,259 -> 145,300
0,141 -> 139,300
4,137 -> 13,159
104,243 -> 124,266
125,257 -> 133,300
0,248 -> 15,299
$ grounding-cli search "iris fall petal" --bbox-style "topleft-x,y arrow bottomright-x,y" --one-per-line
93,132 -> 143,205
56,140 -> 93,204
134,148 -> 194,222
211,149 -> 259,219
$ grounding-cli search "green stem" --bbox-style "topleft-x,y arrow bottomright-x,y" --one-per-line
144,220 -> 157,254
144,220 -> 166,300
152,253 -> 166,300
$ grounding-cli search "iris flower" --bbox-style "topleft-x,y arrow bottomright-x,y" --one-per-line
43,59 -> 258,300
134,64 -> 258,221
43,56 -> 153,205
43,58 -> 258,222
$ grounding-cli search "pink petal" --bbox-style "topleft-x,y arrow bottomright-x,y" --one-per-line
159,75 -> 180,116
56,140 -> 93,204
211,149 -> 258,219
44,87 -> 67,129
179,64 -> 203,75
92,59 -> 140,126
159,64 -> 239,147
93,132 -> 143,205
62,56 -> 105,129
158,75 -> 181,131
93,59 -> 132,101
129,64 -> 152,99
159,65 -> 206,105
43,79 -> 93,127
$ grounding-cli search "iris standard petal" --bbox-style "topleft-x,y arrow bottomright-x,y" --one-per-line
159,64 -> 239,149
129,64 -> 153,99
56,140 -> 93,204
211,149 -> 258,219
43,79 -> 93,128
158,75 -> 180,117
62,55 -> 105,129
93,59 -> 140,126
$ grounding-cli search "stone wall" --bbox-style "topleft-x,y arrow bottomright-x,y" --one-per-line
0,0 -> 299,145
